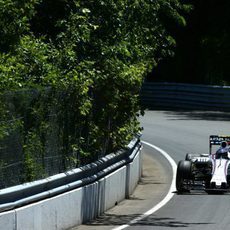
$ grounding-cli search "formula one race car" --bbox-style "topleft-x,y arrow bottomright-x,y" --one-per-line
176,135 -> 230,194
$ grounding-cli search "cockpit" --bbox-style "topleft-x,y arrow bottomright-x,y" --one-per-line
215,141 -> 230,159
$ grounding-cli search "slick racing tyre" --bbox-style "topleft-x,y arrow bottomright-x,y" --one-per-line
176,160 -> 192,193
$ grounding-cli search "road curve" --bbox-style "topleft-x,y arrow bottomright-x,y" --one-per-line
134,110 -> 230,230
71,110 -> 230,230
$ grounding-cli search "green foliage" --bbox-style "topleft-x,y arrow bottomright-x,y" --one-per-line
0,0 -> 189,185
0,36 -> 59,89
23,130 -> 45,182
0,0 -> 41,51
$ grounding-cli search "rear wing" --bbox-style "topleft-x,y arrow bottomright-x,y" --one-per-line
209,135 -> 230,154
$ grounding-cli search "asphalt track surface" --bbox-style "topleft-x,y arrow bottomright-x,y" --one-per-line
72,110 -> 230,230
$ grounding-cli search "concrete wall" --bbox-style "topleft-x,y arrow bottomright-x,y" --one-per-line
16,188 -> 83,230
126,152 -> 142,197
0,147 -> 142,230
0,210 -> 16,230
104,166 -> 127,211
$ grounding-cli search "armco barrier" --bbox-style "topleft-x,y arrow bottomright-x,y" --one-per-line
0,136 -> 142,230
141,82 -> 230,111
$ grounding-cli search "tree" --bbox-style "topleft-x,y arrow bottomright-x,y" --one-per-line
0,0 -> 190,184
0,0 -> 40,52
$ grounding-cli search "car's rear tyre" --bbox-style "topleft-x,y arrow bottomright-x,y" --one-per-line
227,165 -> 230,185
176,160 -> 192,193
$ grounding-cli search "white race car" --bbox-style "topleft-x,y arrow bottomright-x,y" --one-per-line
176,135 -> 230,194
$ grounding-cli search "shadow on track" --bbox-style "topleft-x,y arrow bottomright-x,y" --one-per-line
175,190 -> 230,196
85,213 -> 214,228
157,110 -> 230,121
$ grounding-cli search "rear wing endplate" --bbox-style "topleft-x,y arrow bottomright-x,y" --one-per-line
209,135 -> 230,154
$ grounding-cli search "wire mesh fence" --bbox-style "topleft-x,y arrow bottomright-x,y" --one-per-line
0,88 -> 97,189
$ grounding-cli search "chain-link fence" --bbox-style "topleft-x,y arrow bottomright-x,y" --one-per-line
0,88 -> 98,189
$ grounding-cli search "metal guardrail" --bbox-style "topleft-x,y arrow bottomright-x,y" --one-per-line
141,82 -> 230,111
0,136 -> 142,212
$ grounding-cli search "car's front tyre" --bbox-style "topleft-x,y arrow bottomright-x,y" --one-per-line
176,160 -> 192,193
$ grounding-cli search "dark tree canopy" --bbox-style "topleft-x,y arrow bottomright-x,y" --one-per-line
151,0 -> 230,85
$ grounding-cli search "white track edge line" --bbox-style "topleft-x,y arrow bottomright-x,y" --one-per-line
112,141 -> 177,230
